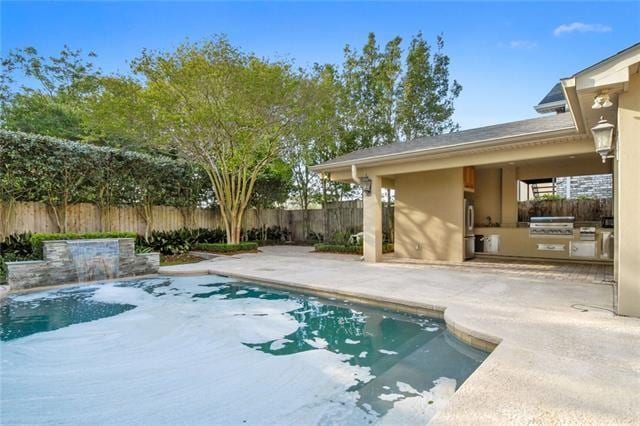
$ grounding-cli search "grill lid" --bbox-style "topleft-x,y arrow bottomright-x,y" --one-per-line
530,216 -> 575,223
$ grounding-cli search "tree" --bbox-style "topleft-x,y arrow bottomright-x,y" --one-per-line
250,160 -> 293,211
397,33 -> 462,140
340,33 -> 402,150
131,37 -> 299,244
82,76 -> 156,150
1,46 -> 101,140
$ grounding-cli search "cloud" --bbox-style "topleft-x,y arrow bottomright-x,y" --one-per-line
508,40 -> 537,49
497,40 -> 537,49
553,22 -> 612,36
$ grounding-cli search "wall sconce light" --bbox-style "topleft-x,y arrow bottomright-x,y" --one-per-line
360,176 -> 372,195
591,116 -> 615,163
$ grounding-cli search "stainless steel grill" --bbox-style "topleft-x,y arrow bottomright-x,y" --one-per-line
529,216 -> 575,237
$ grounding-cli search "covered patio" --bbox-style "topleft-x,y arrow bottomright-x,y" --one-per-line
312,43 -> 640,317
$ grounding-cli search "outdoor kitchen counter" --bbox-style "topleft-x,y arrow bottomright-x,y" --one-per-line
475,226 -> 613,262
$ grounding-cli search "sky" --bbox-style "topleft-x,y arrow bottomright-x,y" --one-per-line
2,1 -> 639,130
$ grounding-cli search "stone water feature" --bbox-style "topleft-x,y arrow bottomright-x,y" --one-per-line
6,238 -> 159,290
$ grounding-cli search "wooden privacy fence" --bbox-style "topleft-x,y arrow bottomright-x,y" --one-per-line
517,198 -> 612,222
0,200 -> 393,242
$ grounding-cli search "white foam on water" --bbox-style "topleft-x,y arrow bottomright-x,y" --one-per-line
396,381 -> 420,395
1,277 -> 379,425
270,338 -> 292,351
345,338 -> 360,344
381,377 -> 457,425
378,393 -> 405,402
424,326 -> 439,332
378,349 -> 398,355
304,337 -> 329,349
235,290 -> 248,295
2,277 -> 465,425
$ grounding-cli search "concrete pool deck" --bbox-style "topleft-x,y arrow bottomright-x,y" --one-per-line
161,246 -> 640,425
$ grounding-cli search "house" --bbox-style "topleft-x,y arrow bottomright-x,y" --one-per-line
312,43 -> 640,317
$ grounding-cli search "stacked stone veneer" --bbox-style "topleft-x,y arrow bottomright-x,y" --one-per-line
6,238 -> 159,291
555,174 -> 613,199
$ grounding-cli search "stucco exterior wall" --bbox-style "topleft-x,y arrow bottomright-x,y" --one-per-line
475,168 -> 502,225
616,71 -> 640,316
394,168 -> 464,262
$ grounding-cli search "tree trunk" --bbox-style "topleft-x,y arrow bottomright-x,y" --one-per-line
137,203 -> 154,240
46,201 -> 66,233
180,207 -> 195,229
321,179 -> 329,242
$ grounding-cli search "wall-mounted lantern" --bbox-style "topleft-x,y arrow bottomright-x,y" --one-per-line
591,116 -> 615,163
360,176 -> 372,195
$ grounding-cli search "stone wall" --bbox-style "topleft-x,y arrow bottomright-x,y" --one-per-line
6,238 -> 159,291
556,174 -> 613,199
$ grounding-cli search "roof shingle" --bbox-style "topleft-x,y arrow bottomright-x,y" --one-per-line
314,112 -> 575,169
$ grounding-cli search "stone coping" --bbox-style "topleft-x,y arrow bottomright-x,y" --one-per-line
4,260 -> 45,265
200,268 -> 500,353
2,273 -> 160,298
42,237 -> 135,243
158,246 -> 640,424
161,260 -> 502,352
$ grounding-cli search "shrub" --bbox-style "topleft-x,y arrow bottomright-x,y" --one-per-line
193,242 -> 258,254
0,130 -> 211,234
242,226 -> 290,242
0,232 -> 44,283
314,243 -> 394,255
135,227 -> 228,255
314,243 -> 362,254
30,231 -> 137,257
136,231 -> 191,255
0,232 -> 35,258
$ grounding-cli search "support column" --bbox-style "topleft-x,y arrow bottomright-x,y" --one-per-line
501,166 -> 518,226
616,72 -> 640,317
363,175 -> 382,263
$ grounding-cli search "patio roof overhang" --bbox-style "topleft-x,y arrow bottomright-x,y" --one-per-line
560,43 -> 640,134
312,124 -> 577,173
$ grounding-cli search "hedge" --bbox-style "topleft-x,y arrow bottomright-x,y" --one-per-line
193,242 -> 259,254
314,243 -> 394,255
0,130 -> 211,234
30,231 -> 137,256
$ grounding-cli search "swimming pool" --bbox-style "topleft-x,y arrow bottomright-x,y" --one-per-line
1,275 -> 487,424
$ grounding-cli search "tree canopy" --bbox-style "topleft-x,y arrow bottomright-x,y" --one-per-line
1,33 -> 462,243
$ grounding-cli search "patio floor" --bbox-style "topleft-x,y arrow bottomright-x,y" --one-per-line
161,246 -> 640,425
386,254 -> 614,284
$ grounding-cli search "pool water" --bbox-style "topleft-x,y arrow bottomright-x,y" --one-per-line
1,275 -> 487,425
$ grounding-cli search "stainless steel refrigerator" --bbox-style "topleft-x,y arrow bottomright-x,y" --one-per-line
464,198 -> 475,259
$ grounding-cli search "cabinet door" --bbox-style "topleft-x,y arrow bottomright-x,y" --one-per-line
570,241 -> 596,257
463,166 -> 475,190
